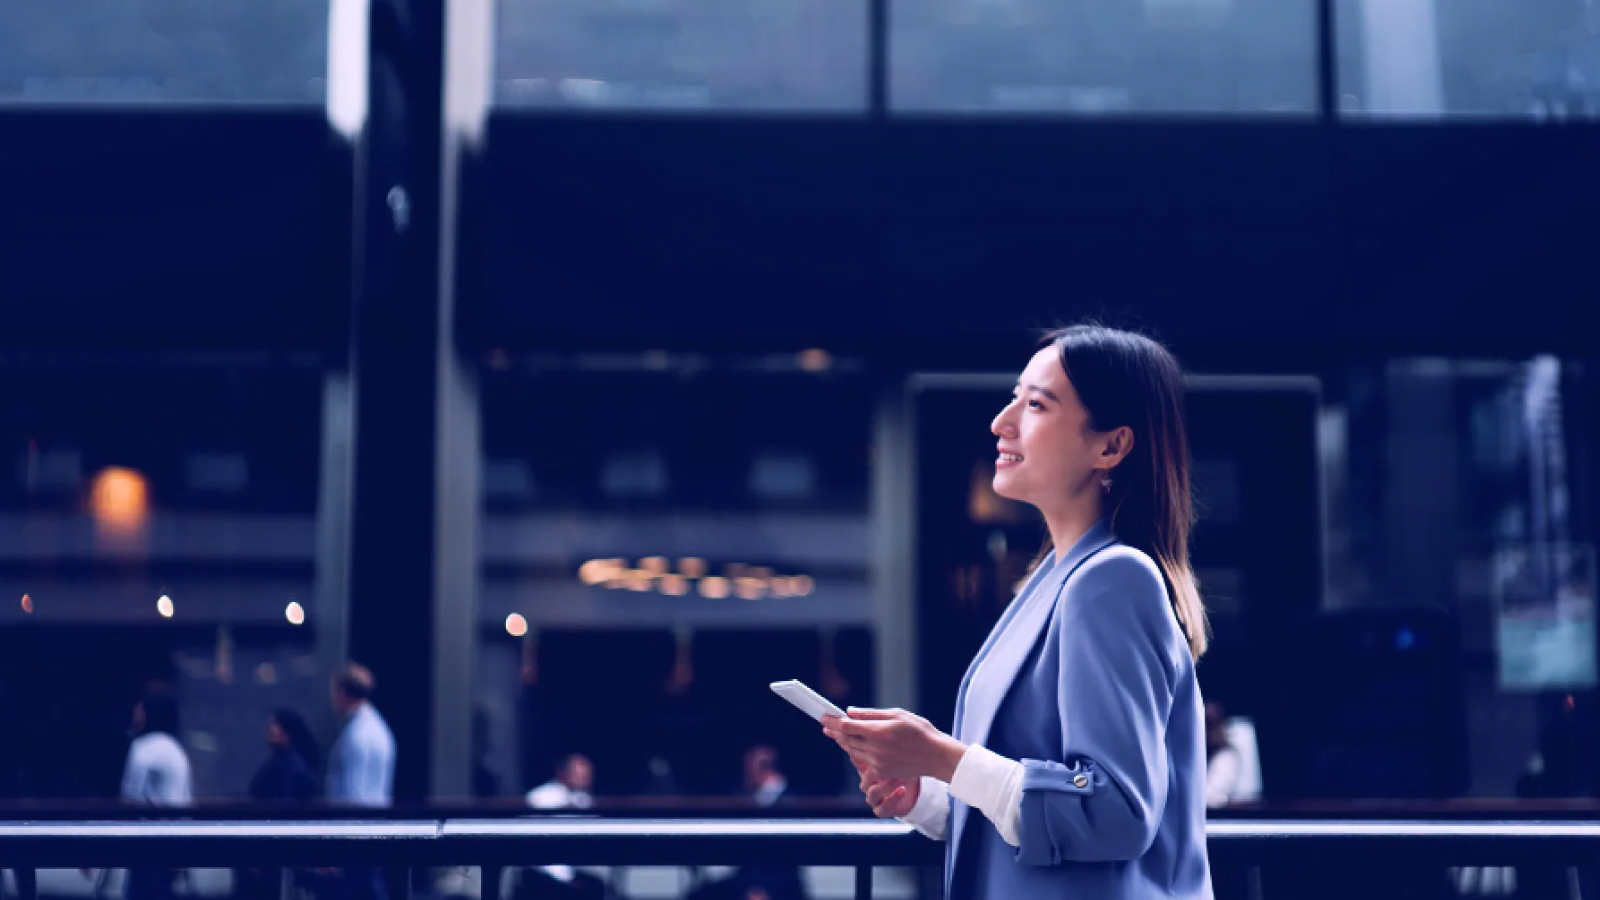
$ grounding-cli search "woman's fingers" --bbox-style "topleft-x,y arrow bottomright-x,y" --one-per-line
822,723 -> 857,747
854,755 -> 886,783
827,731 -> 873,763
865,783 -> 907,818
877,785 -> 907,816
824,718 -> 883,745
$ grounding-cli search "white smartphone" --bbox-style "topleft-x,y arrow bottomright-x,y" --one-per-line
770,679 -> 846,722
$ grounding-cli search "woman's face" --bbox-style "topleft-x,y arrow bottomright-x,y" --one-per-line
266,717 -> 288,748
990,346 -> 1108,508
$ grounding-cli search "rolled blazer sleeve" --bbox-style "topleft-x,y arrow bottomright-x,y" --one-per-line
1015,549 -> 1179,865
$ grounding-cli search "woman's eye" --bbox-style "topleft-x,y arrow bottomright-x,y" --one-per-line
1027,399 -> 1043,410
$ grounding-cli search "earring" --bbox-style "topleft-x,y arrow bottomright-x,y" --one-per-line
1100,474 -> 1113,493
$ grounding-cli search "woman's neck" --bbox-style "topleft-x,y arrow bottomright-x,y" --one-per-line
1042,496 -> 1106,563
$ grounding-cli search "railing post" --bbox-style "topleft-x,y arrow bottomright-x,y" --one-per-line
855,865 -> 872,900
481,865 -> 503,900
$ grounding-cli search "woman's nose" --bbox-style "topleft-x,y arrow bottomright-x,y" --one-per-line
992,408 -> 1015,437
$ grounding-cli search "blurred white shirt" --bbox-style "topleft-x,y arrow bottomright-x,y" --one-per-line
120,733 -> 192,806
1206,745 -> 1247,807
525,781 -> 593,884
526,781 -> 592,810
752,775 -> 788,808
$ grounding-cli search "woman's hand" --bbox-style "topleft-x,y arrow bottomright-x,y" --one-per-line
822,707 -> 968,783
862,773 -> 920,818
844,751 -> 920,818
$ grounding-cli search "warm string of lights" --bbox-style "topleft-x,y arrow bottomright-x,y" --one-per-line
577,557 -> 815,601
16,591 -> 308,625
17,562 -> 811,629
500,558 -> 819,634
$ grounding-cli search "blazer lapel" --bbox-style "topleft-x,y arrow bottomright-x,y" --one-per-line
951,549 -> 1058,740
955,519 -> 1114,750
947,519 -> 1115,889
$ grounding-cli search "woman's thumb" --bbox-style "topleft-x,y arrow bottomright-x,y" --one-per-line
846,707 -> 896,719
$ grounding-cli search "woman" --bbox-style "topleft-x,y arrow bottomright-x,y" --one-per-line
249,708 -> 321,803
238,709 -> 321,900
120,692 -> 193,807
119,692 -> 192,900
823,325 -> 1212,899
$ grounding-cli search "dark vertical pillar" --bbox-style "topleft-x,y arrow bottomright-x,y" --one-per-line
867,0 -> 887,116
871,384 -> 918,712
430,0 -> 494,801
1382,360 -> 1459,612
1315,0 -> 1337,119
314,373 -> 356,744
336,0 -> 488,802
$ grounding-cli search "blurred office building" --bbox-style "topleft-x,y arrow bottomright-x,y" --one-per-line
1,1 -> 1599,898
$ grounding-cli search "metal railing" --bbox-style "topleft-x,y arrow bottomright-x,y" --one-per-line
2,818 -> 1600,899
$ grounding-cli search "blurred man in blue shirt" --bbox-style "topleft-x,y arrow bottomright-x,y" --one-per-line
323,664 -> 395,900
327,663 -> 394,807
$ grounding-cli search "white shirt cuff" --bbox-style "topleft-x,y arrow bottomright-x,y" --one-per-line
898,776 -> 951,841
948,744 -> 1025,847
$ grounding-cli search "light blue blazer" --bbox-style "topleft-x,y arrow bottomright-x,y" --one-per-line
945,519 -> 1212,900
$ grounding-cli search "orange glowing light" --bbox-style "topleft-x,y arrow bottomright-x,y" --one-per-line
699,577 -> 731,599
91,467 -> 149,532
798,349 -> 832,372
20,594 -> 33,614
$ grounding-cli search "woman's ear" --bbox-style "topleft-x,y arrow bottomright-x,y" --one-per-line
1101,426 -> 1135,468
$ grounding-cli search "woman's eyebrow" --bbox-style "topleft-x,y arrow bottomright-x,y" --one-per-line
1022,383 -> 1060,403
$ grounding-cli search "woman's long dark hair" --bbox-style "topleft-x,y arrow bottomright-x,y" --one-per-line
271,708 -> 321,771
1038,324 -> 1209,660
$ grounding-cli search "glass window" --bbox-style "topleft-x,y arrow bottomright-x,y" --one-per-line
902,357 -> 1600,803
909,374 -> 1322,745
474,353 -> 876,803
0,1 -> 327,102
495,0 -> 867,110
1338,0 -> 1600,118
0,359 -> 332,804
891,0 -> 1318,113
1314,357 -> 1598,799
